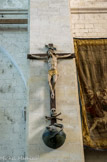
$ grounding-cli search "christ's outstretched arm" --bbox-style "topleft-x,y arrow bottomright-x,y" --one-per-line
30,54 -> 47,59
56,53 -> 74,58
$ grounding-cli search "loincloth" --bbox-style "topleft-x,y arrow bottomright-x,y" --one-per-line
48,69 -> 58,76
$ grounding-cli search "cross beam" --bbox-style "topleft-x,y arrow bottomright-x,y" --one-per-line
27,53 -> 75,60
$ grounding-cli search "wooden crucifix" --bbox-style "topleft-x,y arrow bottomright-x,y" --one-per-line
27,44 -> 75,149
28,44 -> 75,124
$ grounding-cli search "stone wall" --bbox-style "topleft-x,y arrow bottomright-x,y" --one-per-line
71,13 -> 107,38
70,0 -> 107,38
70,0 -> 107,8
28,0 -> 84,162
0,0 -> 106,162
0,0 -> 28,9
0,24 -> 28,161
70,1 -> 107,162
0,0 -> 28,160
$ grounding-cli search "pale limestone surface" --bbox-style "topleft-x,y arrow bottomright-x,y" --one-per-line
70,0 -> 107,8
70,1 -> 107,38
29,0 -> 84,162
0,24 -> 28,161
29,60 -> 84,162
71,13 -> 107,38
30,0 -> 73,54
0,0 -> 28,9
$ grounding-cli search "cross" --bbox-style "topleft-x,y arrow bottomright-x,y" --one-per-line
27,44 -> 75,125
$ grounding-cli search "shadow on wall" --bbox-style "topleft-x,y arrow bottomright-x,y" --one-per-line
85,148 -> 107,162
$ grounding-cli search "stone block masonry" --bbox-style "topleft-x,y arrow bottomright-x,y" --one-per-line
70,0 -> 107,8
29,0 -> 84,162
70,1 -> 107,38
71,13 -> 107,38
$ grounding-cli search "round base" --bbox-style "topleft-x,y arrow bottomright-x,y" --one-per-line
42,129 -> 66,149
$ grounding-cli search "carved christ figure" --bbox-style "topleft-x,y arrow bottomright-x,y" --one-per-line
31,44 -> 72,98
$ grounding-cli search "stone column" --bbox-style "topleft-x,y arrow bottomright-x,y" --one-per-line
28,0 -> 84,162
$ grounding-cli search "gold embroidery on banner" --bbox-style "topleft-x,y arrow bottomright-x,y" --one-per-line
74,38 -> 107,150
